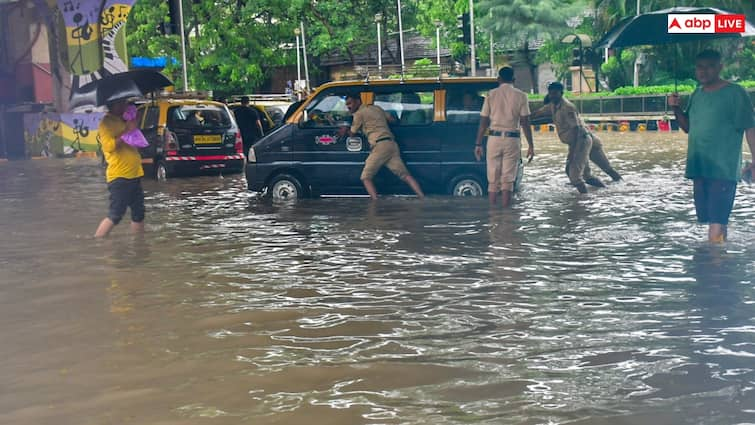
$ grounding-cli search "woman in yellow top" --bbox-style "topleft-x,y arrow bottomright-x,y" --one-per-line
94,97 -> 145,237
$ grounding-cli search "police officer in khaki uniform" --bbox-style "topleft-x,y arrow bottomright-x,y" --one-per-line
533,82 -> 621,194
475,66 -> 535,208
338,93 -> 425,200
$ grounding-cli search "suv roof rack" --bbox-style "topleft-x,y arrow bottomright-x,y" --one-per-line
230,94 -> 295,102
153,90 -> 213,100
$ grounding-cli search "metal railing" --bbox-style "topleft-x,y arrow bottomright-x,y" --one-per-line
229,93 -> 296,103
528,88 -> 755,118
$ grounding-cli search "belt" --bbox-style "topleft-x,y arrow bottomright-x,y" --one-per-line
489,130 -> 520,138
375,137 -> 393,143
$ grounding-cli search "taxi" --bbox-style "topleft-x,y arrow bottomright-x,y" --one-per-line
134,95 -> 244,179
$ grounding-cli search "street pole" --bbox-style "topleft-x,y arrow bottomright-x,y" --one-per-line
435,21 -> 441,66
469,0 -> 476,76
489,32 -> 494,77
376,14 -> 383,75
633,0 -> 640,87
294,29 -> 301,99
177,0 -> 188,90
577,38 -> 583,95
397,0 -> 405,73
300,21 -> 310,93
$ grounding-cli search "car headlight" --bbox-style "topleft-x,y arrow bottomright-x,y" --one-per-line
247,147 -> 256,163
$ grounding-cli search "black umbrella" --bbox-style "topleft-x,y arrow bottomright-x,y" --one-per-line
594,7 -> 755,91
595,7 -> 755,49
78,69 -> 174,106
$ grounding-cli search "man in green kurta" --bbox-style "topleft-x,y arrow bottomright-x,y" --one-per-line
669,50 -> 755,243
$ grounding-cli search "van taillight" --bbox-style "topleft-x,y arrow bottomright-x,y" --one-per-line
163,129 -> 178,156
234,131 -> 243,154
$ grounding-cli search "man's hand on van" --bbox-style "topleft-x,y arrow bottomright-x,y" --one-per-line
474,145 -> 484,162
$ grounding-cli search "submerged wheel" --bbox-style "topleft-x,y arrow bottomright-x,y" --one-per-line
449,175 -> 484,197
269,174 -> 305,201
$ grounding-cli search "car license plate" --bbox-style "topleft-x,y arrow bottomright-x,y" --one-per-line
194,135 -> 221,144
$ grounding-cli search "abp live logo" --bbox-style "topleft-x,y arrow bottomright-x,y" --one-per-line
667,14 -> 746,34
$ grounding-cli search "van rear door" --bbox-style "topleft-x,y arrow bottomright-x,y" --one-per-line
440,83 -> 496,186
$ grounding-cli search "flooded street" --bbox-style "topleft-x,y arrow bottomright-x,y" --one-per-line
2,133 -> 755,425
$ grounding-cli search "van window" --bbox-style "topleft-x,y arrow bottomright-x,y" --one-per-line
304,94 -> 350,127
446,89 -> 486,124
168,105 -> 232,130
375,91 -> 433,126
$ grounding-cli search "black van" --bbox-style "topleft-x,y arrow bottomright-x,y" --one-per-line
245,78 -> 523,200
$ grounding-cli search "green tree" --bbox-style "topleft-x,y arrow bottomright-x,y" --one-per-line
127,0 -> 297,94
474,0 -> 587,92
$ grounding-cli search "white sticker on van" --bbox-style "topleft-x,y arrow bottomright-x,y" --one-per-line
346,137 -> 363,152
315,134 -> 337,145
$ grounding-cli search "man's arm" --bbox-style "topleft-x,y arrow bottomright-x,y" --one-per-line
530,105 -> 550,120
256,118 -> 264,136
744,127 -> 755,180
474,116 -> 490,161
668,94 -> 689,133
520,115 -> 534,162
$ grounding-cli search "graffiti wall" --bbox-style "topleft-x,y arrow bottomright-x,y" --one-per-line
24,112 -> 105,157
58,0 -> 136,109
18,0 -> 137,157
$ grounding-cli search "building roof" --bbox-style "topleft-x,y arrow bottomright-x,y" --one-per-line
319,31 -> 452,67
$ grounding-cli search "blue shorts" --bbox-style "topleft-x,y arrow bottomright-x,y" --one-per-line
108,177 -> 145,224
693,178 -> 736,225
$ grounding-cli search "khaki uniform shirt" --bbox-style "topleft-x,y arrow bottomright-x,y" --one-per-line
351,104 -> 394,147
480,83 -> 530,131
549,99 -> 585,144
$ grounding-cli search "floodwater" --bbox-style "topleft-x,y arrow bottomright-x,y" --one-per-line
1,133 -> 755,425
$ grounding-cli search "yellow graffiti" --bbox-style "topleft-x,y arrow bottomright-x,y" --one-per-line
100,4 -> 131,34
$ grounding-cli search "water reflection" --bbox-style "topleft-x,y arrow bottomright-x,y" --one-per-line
1,133 -> 754,424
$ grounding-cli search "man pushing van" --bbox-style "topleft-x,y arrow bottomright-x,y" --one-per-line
338,93 -> 425,200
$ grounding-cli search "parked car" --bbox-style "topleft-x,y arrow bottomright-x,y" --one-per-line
134,97 -> 244,180
245,78 -> 524,200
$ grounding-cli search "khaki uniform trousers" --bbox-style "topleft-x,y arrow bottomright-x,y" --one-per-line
486,135 -> 521,192
361,140 -> 410,180
566,128 -> 617,186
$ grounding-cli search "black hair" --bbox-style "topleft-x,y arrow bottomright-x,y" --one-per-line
547,81 -> 564,92
498,66 -> 515,82
240,96 -> 250,103
345,93 -> 362,101
696,49 -> 721,64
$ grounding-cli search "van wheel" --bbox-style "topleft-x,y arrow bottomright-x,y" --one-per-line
269,174 -> 305,201
156,161 -> 169,181
449,175 -> 484,197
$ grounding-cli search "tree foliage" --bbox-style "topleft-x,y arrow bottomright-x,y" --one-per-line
125,0 -> 755,93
